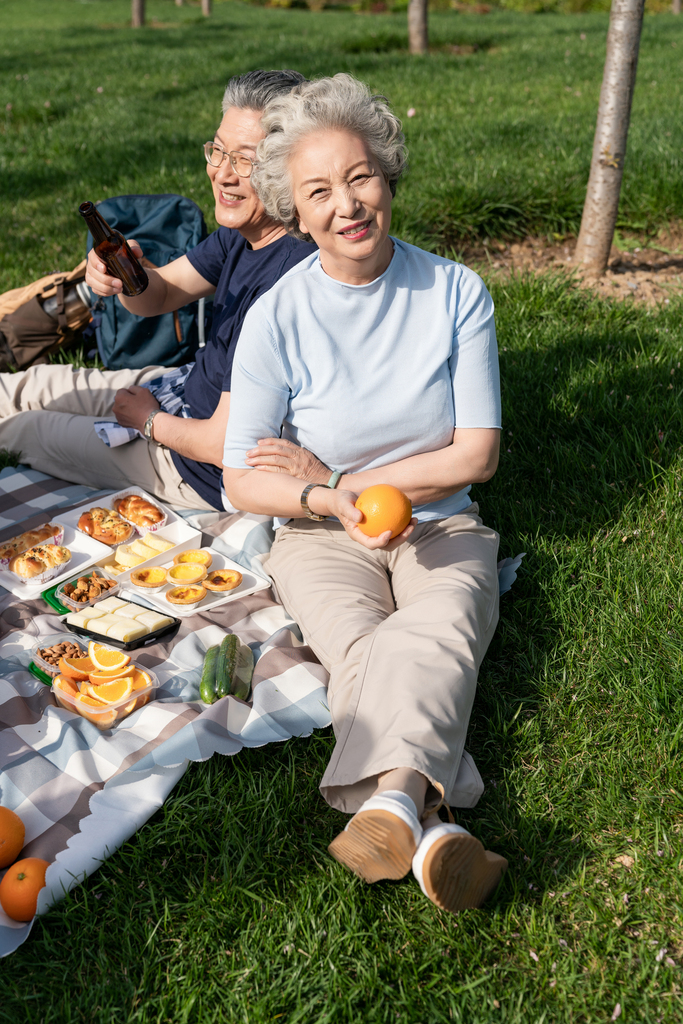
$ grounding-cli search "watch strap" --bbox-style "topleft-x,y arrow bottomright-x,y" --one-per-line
300,483 -> 328,521
143,410 -> 162,445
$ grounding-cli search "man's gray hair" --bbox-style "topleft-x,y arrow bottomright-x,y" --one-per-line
221,69 -> 308,114
251,74 -> 406,240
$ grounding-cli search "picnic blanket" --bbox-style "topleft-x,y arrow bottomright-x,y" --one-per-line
0,465 -> 524,959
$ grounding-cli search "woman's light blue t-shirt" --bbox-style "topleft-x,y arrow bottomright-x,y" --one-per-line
223,238 -> 502,522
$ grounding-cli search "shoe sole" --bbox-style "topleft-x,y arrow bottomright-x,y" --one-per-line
328,809 -> 417,883
421,833 -> 507,912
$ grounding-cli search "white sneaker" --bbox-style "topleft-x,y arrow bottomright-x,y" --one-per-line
412,823 -> 508,913
328,790 -> 423,883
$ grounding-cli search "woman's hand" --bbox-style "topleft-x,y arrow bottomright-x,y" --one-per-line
245,437 -> 331,485
85,238 -> 144,297
308,486 -> 417,551
113,386 -> 160,433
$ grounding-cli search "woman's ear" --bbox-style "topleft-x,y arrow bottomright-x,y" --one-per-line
297,211 -> 310,237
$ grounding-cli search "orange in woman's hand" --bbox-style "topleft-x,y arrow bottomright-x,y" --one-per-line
0,807 -> 26,868
0,857 -> 49,921
355,485 -> 412,539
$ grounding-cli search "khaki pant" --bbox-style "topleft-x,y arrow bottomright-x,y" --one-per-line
0,364 -> 213,510
265,505 -> 500,814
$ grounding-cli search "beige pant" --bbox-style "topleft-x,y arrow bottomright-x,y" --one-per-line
0,364 -> 213,510
265,505 -> 500,814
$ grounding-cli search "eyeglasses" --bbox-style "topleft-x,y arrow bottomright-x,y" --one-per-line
203,142 -> 257,177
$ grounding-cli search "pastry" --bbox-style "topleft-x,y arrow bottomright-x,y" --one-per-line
0,522 -> 62,561
102,563 -> 124,576
78,507 -> 134,545
166,584 -> 206,606
10,544 -> 71,580
204,569 -> 243,593
141,533 -> 174,553
130,567 -> 168,589
94,596 -> 128,613
168,563 -> 207,585
130,539 -> 159,560
134,611 -> 173,630
173,549 -> 212,569
104,621 -> 147,642
114,495 -> 165,530
114,545 -> 145,568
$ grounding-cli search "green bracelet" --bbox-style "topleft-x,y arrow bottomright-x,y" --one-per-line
327,471 -> 342,489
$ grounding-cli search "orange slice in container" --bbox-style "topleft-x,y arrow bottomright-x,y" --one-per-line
53,675 -> 79,698
74,692 -> 117,728
88,664 -> 135,685
87,676 -> 133,704
87,642 -> 131,672
58,655 -> 95,681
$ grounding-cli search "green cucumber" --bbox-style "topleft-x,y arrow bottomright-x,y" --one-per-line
215,634 -> 254,701
199,644 -> 220,704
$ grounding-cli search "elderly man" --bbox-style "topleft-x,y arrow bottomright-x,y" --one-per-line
0,70 -> 317,510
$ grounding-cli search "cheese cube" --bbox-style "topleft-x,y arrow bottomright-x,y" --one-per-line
134,611 -> 173,630
66,611 -> 93,628
105,620 -> 148,643
113,602 -> 143,619
95,596 -> 127,613
86,614 -> 121,635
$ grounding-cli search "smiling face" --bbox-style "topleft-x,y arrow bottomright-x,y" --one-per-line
289,129 -> 394,284
207,106 -> 286,248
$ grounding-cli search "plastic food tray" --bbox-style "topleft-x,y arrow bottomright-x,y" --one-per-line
30,633 -> 88,678
55,569 -> 120,612
63,602 -> 181,651
52,668 -> 160,731
121,551 -> 271,618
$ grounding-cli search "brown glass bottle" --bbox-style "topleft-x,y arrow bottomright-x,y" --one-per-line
79,201 -> 149,296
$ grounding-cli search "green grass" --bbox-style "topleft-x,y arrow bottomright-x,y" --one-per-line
1,3 -> 683,1021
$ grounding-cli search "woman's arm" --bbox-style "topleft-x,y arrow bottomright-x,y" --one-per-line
245,426 -> 500,505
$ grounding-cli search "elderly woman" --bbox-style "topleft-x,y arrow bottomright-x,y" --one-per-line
223,75 -> 507,913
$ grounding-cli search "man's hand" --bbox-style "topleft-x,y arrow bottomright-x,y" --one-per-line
245,437 -> 331,484
308,486 -> 417,551
86,238 -> 144,297
113,386 -> 160,434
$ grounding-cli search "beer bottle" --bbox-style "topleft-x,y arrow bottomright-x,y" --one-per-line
79,201 -> 149,296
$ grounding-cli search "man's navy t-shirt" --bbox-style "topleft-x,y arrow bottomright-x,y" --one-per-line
172,228 -> 316,508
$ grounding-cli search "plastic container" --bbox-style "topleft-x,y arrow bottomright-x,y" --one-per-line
31,633 -> 88,678
55,569 -> 120,612
113,493 -> 167,535
0,523 -> 65,570
52,668 -> 160,730
64,605 -> 181,651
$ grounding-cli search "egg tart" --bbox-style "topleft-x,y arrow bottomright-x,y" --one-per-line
130,566 -> 168,589
173,549 -> 213,569
167,563 -> 207,585
204,569 -> 243,593
166,584 -> 207,607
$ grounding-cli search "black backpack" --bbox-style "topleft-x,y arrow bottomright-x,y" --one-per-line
85,193 -> 211,370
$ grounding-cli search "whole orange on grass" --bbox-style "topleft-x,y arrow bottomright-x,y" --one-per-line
355,485 -> 412,539
0,807 -> 25,868
0,857 -> 49,921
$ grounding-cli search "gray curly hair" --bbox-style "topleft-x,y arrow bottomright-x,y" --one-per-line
251,74 -> 407,240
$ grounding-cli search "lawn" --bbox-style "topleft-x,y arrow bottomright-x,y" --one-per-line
1,2 -> 683,1022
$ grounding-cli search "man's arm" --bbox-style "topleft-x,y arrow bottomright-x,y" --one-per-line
85,245 -> 215,314
113,389 -> 231,468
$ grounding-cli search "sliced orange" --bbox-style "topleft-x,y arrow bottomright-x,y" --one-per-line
87,642 -> 131,672
87,664 -> 135,685
58,655 -> 96,682
53,674 -> 79,698
87,675 -> 133,704
74,692 -> 116,728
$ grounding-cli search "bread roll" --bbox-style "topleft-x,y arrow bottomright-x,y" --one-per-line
78,507 -> 134,546
114,495 -> 165,530
0,522 -> 61,561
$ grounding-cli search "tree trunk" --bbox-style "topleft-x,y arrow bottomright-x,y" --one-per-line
408,0 -> 428,56
202,0 -> 212,15
574,0 -> 645,276
673,0 -> 681,15
131,0 -> 145,27
175,0 -> 184,7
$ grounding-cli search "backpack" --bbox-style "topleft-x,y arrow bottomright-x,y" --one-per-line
0,262 -> 91,371
85,193 -> 210,370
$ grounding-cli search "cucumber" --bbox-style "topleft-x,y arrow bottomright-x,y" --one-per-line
215,634 -> 254,701
199,644 -> 220,704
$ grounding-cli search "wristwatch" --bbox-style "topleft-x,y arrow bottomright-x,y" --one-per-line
300,483 -> 329,521
143,410 -> 162,445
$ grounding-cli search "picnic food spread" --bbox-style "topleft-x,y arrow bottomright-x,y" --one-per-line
78,506 -> 134,545
204,569 -> 243,592
65,596 -> 174,642
61,570 -> 117,604
10,544 -> 71,581
0,522 -> 62,563
114,494 -> 165,530
200,634 -> 254,704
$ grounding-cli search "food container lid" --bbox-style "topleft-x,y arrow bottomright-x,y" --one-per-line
31,633 -> 88,677
55,569 -> 120,612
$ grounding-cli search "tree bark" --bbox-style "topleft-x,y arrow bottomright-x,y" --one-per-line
574,0 -> 645,276
673,0 -> 681,15
131,0 -> 145,27
202,0 -> 212,15
408,0 -> 428,56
